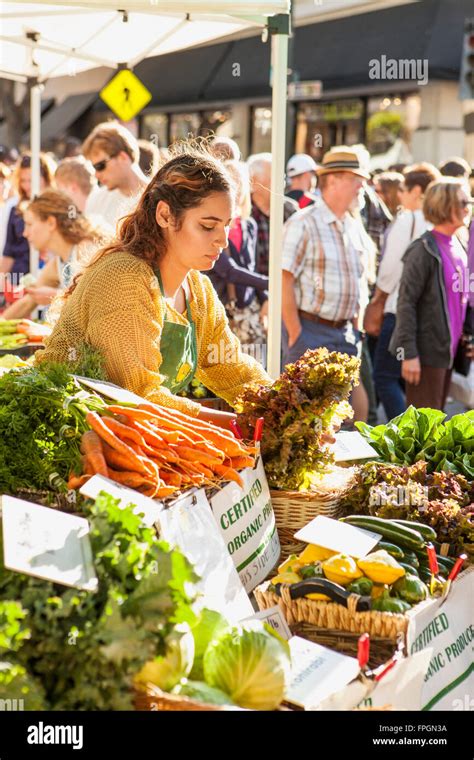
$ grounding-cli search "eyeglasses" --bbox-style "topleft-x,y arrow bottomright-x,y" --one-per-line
459,199 -> 473,209
92,154 -> 117,172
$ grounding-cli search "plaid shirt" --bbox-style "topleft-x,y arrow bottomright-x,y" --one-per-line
251,198 -> 298,276
282,199 -> 376,322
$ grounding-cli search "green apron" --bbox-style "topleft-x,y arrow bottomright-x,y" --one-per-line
154,269 -> 198,394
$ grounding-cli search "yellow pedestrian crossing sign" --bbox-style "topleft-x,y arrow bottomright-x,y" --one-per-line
100,69 -> 152,121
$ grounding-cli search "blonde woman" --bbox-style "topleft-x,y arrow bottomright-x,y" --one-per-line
390,178 -> 474,410
2,189 -> 105,320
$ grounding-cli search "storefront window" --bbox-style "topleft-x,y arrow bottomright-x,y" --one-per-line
295,100 -> 364,160
141,113 -> 168,149
170,112 -> 201,142
366,94 -> 421,166
252,107 -> 272,153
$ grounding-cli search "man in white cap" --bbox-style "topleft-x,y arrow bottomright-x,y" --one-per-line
286,153 -> 319,209
281,146 -> 376,368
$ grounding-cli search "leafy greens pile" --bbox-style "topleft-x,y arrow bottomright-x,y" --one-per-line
0,491 -> 198,710
0,362 -> 105,497
356,406 -> 474,478
340,460 -> 474,558
236,348 -> 360,490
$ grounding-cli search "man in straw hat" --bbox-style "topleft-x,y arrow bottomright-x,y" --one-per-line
281,146 -> 376,366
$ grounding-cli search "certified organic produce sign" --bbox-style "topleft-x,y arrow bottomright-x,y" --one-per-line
407,567 -> 474,711
210,459 -> 280,592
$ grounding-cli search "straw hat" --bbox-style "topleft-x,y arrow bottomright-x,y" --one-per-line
316,147 -> 370,180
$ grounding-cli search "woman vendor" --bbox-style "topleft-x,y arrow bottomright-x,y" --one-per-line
35,144 -> 271,428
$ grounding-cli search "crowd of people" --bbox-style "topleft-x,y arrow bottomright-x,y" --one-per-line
0,120 -> 473,421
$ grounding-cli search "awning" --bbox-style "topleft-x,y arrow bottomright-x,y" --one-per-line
0,1 -> 288,83
294,0 -> 472,90
112,0 -> 472,110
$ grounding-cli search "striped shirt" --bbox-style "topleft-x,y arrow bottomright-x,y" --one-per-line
281,199 -> 375,322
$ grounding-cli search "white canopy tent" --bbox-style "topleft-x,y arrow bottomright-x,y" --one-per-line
0,0 -> 290,377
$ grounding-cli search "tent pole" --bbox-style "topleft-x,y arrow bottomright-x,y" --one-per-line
29,80 -> 43,277
267,14 -> 289,379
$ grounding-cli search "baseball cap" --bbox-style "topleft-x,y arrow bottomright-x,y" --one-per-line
286,153 -> 319,178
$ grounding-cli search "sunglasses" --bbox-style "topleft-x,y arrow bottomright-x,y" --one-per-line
92,154 -> 117,172
459,199 -> 474,209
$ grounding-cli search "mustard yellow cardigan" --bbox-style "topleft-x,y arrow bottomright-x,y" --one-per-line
35,250 -> 270,415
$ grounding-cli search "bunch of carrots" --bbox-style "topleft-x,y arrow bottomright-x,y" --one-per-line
17,319 -> 52,342
68,402 -> 257,499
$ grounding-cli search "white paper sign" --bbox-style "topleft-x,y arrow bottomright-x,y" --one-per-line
333,431 -> 379,462
358,650 -> 434,711
243,605 -> 292,640
294,515 -> 381,558
74,375 -> 145,405
285,636 -> 360,710
407,567 -> 474,711
1,496 -> 97,591
209,458 -> 280,593
80,474 -> 162,527
158,488 -> 253,622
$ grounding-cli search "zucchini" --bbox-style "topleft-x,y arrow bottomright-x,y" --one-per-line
392,519 -> 437,542
377,541 -> 404,560
401,554 -> 419,570
437,554 -> 456,570
399,562 -> 419,576
401,549 -> 420,568
418,566 -> 447,584
418,555 -> 453,575
436,556 -> 455,574
340,516 -> 425,551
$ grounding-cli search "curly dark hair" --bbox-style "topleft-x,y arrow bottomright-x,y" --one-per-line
65,138 -> 235,297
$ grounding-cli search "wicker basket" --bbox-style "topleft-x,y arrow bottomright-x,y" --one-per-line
290,624 -> 399,669
270,466 -> 359,561
270,490 -> 344,560
254,582 -> 410,641
134,684 -> 226,712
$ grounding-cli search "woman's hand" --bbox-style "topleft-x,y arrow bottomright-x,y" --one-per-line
402,357 -> 421,385
460,334 -> 474,360
25,286 -> 58,306
197,406 -> 237,431
260,300 -> 268,332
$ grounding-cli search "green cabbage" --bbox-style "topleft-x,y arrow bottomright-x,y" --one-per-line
173,680 -> 235,706
189,608 -> 229,681
203,621 -> 291,710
